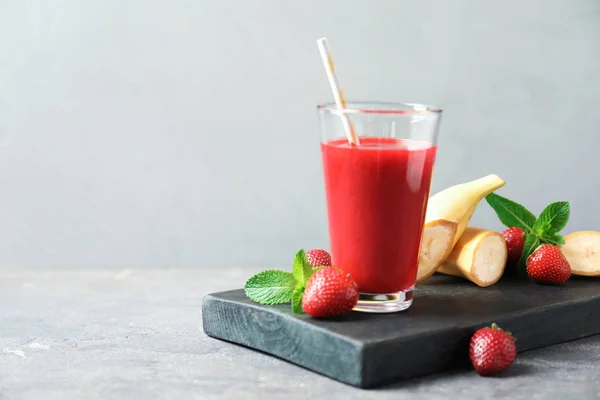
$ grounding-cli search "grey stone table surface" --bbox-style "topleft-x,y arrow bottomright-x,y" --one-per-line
2,268 -> 600,400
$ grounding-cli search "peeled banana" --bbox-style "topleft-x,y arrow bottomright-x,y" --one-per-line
416,174 -> 506,283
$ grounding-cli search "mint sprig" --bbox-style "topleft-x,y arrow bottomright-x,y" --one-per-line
533,201 -> 570,236
293,249 -> 313,289
485,193 -> 571,274
244,249 -> 322,313
292,287 -> 304,314
540,232 -> 565,246
244,270 -> 296,305
485,193 -> 537,234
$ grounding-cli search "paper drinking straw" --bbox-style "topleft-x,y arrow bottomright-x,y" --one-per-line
317,37 -> 360,145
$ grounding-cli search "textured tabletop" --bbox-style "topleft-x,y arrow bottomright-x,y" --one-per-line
2,268 -> 600,400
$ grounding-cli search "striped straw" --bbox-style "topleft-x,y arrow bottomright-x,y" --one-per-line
317,37 -> 360,145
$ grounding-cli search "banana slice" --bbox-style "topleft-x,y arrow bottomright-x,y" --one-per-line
437,227 -> 508,287
560,231 -> 600,277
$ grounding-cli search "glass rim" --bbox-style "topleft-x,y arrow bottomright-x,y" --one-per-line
316,101 -> 443,115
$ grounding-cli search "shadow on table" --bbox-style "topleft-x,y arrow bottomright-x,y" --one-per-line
374,363 -> 536,391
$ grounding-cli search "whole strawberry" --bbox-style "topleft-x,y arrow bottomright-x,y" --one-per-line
306,249 -> 332,268
526,244 -> 571,285
502,227 -> 526,268
469,323 -> 516,376
302,267 -> 358,318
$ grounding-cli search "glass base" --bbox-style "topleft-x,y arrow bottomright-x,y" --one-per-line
352,287 -> 414,313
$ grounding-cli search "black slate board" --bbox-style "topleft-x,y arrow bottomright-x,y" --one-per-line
202,275 -> 600,388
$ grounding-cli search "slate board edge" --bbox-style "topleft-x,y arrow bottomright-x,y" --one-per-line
202,293 -> 365,386
362,294 -> 600,388
202,290 -> 600,389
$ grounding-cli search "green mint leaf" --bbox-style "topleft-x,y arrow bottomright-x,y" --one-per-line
553,233 -> 566,245
244,270 -> 296,305
292,287 -> 304,314
533,201 -> 570,236
541,232 -> 565,246
534,221 -> 551,236
485,193 -> 537,233
292,249 -> 313,288
516,234 -> 540,275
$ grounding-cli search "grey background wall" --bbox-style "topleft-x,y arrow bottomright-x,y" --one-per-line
0,0 -> 598,269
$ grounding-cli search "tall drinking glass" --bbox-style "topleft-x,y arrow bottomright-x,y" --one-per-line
317,102 -> 443,313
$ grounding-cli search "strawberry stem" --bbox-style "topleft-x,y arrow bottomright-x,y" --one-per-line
490,322 -> 516,340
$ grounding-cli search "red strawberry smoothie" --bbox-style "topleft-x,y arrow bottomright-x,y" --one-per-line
321,137 -> 437,294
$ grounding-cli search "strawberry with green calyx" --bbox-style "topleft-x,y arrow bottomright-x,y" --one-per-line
244,249 -> 358,316
469,323 -> 517,376
526,244 -> 571,285
302,267 -> 358,318
485,193 -> 570,277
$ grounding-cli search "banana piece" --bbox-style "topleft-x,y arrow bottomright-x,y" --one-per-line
424,174 -> 506,245
416,221 -> 458,283
560,231 -> 600,277
416,174 -> 506,283
437,227 -> 508,287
